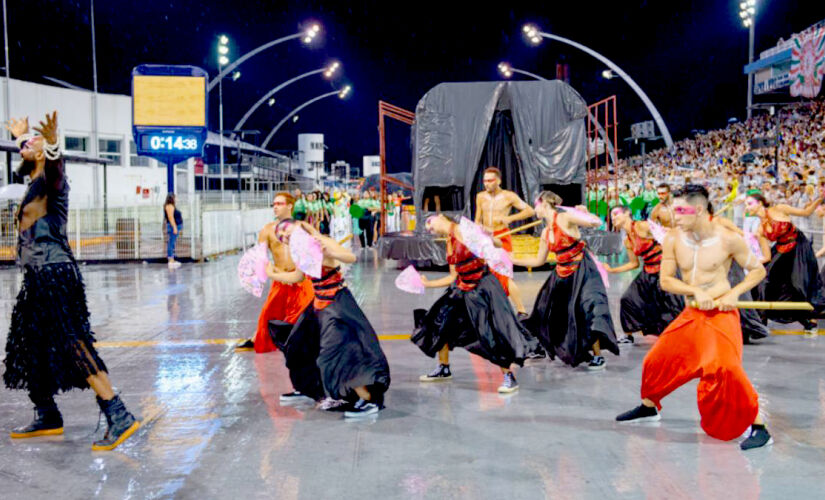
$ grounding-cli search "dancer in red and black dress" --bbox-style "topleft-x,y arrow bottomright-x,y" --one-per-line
605,207 -> 684,345
411,215 -> 536,393
267,221 -> 390,418
746,193 -> 825,334
513,191 -> 619,370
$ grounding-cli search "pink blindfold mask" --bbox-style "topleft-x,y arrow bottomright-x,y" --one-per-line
745,198 -> 759,207
673,206 -> 697,215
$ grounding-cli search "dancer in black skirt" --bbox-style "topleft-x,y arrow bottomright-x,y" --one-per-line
266,220 -> 390,418
411,214 -> 536,393
512,191 -> 619,370
746,193 -> 825,335
605,207 -> 684,345
3,112 -> 139,450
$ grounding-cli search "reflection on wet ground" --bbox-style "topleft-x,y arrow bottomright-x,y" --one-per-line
1,253 -> 824,498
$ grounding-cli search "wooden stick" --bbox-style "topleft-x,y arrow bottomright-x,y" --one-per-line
493,220 -> 543,239
689,300 -> 813,311
338,234 -> 353,245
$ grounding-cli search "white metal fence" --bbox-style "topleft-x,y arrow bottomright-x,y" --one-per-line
0,194 -> 277,262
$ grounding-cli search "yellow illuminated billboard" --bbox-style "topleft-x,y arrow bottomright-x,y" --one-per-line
133,75 -> 206,127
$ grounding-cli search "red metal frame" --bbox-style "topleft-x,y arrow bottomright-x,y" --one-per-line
586,95 -> 618,226
378,100 -> 415,236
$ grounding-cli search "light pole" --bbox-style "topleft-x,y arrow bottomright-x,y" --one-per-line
739,0 -> 757,119
217,35 -> 230,193
2,0 -> 10,185
523,24 -> 674,148
207,24 -> 320,92
231,61 -> 340,138
262,86 -> 351,149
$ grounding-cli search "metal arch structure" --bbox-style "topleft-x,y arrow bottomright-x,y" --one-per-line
534,30 -> 674,148
207,32 -> 304,92
261,90 -> 341,150
230,67 -> 327,139
378,100 -> 415,236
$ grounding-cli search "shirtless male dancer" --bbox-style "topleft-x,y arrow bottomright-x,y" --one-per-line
649,183 -> 674,228
616,184 -> 772,450
474,167 -> 534,319
236,192 -> 313,352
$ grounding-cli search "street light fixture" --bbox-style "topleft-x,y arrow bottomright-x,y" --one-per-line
602,69 -> 616,79
262,87 -> 352,149
231,61 -> 344,138
232,70 -> 241,81
303,23 -> 321,44
522,23 -> 674,147
339,85 -> 352,99
739,0 -> 757,118
217,34 -> 230,192
497,62 -> 513,78
292,115 -> 300,123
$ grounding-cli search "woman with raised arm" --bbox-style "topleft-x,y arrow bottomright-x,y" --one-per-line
411,214 -> 536,393
266,220 -> 390,418
747,192 -> 825,334
604,206 -> 684,345
513,191 -> 619,370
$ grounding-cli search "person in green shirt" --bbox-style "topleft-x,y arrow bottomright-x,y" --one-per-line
292,189 -> 307,221
356,191 -> 376,248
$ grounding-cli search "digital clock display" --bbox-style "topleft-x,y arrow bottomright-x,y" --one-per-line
141,134 -> 201,152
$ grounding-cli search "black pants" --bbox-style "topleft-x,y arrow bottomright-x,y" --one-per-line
358,215 -> 374,248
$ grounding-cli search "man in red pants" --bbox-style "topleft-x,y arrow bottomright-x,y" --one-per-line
616,184 -> 772,450
236,192 -> 313,352
474,167 -> 534,318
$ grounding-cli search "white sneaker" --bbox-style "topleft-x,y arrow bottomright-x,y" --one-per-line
168,261 -> 182,269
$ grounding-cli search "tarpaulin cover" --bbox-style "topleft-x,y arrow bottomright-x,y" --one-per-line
413,80 -> 588,227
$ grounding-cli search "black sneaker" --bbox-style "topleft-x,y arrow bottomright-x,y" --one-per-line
587,355 -> 606,371
9,406 -> 64,439
617,335 -> 635,346
498,372 -> 519,393
235,339 -> 255,351
517,312 -> 530,322
616,404 -> 661,423
740,424 -> 773,450
279,391 -> 315,404
419,364 -> 452,382
344,399 -> 380,419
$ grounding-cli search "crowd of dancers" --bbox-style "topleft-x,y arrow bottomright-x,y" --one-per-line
8,113 -> 825,452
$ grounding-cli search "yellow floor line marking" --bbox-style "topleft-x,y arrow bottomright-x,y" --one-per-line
769,329 -> 822,336
94,334 -> 413,348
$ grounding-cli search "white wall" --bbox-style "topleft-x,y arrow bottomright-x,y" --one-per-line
363,155 -> 381,177
0,78 -> 171,208
298,133 -> 324,184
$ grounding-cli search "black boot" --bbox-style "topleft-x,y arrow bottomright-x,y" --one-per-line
92,395 -> 140,451
10,405 -> 64,438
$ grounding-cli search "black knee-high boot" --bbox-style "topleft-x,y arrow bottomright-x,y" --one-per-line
92,395 -> 140,451
10,391 -> 64,438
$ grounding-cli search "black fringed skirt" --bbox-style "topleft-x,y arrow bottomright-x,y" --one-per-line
411,272 -> 537,368
4,263 -> 107,396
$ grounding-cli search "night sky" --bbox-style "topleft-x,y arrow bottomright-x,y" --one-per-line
8,1 -> 825,175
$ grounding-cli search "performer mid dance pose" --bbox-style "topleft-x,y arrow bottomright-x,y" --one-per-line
412,214 -> 537,393
267,221 -> 390,418
747,193 -> 825,334
3,112 -> 139,450
605,207 -> 684,345
512,191 -> 619,370
236,192 -> 314,352
616,185 -> 772,450
474,167 -> 534,319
